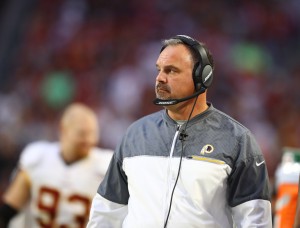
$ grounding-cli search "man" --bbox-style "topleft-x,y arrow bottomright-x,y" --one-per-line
87,35 -> 272,227
0,103 -> 113,227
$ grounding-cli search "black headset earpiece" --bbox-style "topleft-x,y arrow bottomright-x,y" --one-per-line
172,35 -> 213,91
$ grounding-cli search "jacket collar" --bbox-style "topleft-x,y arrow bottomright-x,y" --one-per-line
162,102 -> 214,128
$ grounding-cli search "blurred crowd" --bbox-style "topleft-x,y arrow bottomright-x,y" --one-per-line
0,0 -> 300,195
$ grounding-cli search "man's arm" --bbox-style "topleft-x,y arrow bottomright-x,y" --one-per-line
231,199 -> 272,228
228,131 -> 272,227
87,193 -> 128,228
0,170 -> 31,227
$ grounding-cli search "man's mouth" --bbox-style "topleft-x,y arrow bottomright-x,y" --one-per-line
156,85 -> 170,93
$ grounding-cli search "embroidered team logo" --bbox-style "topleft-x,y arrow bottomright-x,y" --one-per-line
200,144 -> 214,155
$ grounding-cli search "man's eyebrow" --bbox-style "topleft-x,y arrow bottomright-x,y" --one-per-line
156,64 -> 179,69
165,65 -> 180,71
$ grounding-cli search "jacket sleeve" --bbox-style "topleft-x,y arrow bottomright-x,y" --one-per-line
231,199 -> 272,227
86,193 -> 128,228
227,131 -> 272,227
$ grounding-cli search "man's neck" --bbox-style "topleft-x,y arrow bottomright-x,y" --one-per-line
167,101 -> 208,121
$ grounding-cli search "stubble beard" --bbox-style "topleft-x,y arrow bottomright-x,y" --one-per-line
155,83 -> 171,100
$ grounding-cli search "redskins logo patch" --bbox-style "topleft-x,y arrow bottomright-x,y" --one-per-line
200,144 -> 214,155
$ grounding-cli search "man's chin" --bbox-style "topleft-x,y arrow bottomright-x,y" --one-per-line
156,95 -> 171,100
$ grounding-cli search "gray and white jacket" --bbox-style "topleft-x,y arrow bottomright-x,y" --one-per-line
87,104 -> 272,228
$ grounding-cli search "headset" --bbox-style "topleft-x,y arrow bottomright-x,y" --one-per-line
153,35 -> 213,106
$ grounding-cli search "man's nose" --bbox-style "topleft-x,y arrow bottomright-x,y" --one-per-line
156,71 -> 167,83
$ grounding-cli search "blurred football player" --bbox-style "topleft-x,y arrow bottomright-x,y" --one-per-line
0,103 -> 113,228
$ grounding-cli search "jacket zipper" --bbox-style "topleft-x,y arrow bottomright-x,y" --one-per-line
163,124 -> 181,225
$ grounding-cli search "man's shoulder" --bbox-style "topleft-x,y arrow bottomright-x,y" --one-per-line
20,141 -> 59,169
21,141 -> 58,156
209,106 -> 250,135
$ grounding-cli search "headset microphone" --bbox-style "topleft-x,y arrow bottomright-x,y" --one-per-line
153,87 -> 206,106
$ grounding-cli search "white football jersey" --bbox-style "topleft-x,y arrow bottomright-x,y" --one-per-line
18,141 -> 113,228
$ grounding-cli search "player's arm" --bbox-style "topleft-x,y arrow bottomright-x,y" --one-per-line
0,169 -> 31,227
294,174 -> 300,228
228,132 -> 272,227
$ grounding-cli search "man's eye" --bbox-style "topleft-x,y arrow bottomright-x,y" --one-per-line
168,68 -> 177,74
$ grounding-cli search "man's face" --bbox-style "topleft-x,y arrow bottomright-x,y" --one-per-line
61,115 -> 99,158
155,44 -> 195,101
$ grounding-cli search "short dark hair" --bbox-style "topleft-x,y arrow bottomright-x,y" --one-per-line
161,38 -> 214,69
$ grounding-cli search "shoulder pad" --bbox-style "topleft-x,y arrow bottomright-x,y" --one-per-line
19,141 -> 56,170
